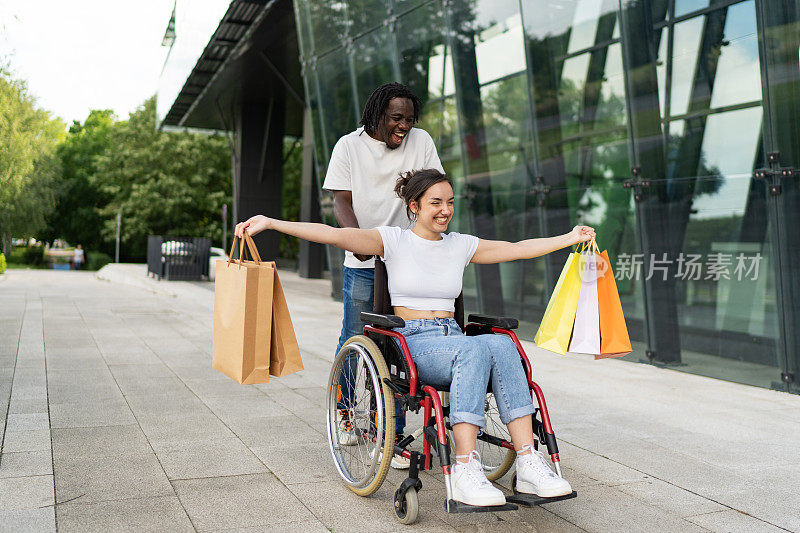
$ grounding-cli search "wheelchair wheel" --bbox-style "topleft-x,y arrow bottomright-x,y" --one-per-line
326,335 -> 395,496
447,392 -> 516,481
394,485 -> 419,525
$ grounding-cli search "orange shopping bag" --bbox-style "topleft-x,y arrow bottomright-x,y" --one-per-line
595,249 -> 632,358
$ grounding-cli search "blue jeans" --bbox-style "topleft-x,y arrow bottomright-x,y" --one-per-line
393,318 -> 535,428
335,266 -> 405,435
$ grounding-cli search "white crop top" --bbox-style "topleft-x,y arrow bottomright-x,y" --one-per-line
377,226 -> 479,312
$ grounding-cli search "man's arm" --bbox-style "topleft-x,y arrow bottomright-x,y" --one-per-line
332,190 -> 372,262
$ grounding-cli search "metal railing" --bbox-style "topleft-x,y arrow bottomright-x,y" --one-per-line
147,236 -> 211,281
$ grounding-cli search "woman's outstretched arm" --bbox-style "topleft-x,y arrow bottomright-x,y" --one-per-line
470,225 -> 595,264
235,215 -> 383,257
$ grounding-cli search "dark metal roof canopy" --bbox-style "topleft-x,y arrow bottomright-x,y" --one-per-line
161,0 -> 273,128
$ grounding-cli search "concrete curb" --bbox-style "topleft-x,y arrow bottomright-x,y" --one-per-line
95,263 -> 178,297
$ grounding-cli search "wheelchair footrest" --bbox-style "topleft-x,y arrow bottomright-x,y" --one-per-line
445,500 -> 518,513
506,490 -> 577,507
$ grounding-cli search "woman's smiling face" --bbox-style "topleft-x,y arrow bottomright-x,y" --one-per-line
410,181 -> 455,239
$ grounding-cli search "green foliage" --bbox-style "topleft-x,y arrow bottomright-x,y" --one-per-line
22,246 -> 44,265
0,67 -> 66,254
0,253 -> 5,274
90,97 -> 232,260
6,247 -> 25,264
280,138 -> 302,260
86,251 -> 112,271
41,110 -> 115,254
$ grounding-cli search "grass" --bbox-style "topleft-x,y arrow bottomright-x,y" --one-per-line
6,263 -> 49,270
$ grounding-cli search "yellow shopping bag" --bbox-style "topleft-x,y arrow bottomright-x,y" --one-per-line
534,250 -> 582,355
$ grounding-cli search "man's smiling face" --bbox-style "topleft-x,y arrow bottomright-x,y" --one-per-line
375,97 -> 414,149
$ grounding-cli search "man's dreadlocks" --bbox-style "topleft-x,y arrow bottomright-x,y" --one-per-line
359,82 -> 421,135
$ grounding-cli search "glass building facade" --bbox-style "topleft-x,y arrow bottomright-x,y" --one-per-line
292,0 -> 800,393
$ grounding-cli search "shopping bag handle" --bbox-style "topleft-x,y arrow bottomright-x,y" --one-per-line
243,233 -> 263,263
227,234 -> 262,267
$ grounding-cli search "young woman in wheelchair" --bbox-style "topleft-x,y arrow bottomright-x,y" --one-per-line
235,169 -> 594,507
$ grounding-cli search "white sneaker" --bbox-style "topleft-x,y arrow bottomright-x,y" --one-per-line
516,445 -> 572,497
391,454 -> 410,469
451,450 -> 506,506
337,410 -> 358,446
368,438 -> 411,469
390,435 -> 410,470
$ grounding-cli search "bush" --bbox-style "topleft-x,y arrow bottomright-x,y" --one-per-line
7,247 -> 26,264
87,251 -> 112,271
0,253 -> 6,274
22,246 -> 44,265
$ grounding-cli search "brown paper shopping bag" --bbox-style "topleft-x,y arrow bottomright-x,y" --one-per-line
268,266 -> 304,377
235,234 -> 303,378
212,235 -> 274,384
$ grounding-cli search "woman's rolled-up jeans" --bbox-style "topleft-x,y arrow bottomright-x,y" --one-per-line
393,318 -> 535,428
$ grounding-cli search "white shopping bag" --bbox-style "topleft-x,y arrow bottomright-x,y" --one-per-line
568,249 -> 601,355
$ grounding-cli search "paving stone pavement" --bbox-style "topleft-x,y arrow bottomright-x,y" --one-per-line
1,265 -> 799,532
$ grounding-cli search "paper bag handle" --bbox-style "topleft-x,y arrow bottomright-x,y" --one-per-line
243,233 -> 263,263
227,234 -> 262,267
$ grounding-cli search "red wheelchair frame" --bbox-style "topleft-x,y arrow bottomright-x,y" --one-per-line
360,313 -> 577,519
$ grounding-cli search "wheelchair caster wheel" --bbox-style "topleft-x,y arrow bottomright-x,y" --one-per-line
394,485 -> 419,524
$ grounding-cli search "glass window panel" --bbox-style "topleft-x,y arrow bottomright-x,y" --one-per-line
480,75 -> 533,303
675,0 -> 709,18
475,12 -> 526,84
294,0 -> 313,59
396,2 -> 450,100
346,0 -> 389,33
675,177 -> 779,388
352,29 -> 396,108
671,16 -> 704,116
559,54 -> 591,127
656,27 -> 668,116
567,0 -> 604,54
709,1 -> 761,108
307,0 -> 348,56
393,0 -> 430,15
595,43 -> 627,125
316,47 -> 358,154
692,107 -> 762,203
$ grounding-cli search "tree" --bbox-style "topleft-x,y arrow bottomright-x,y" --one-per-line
40,110 -> 115,254
92,97 -> 231,260
0,67 -> 65,255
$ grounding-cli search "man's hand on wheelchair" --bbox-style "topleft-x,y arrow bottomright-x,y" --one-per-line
570,225 -> 596,245
235,215 -> 273,238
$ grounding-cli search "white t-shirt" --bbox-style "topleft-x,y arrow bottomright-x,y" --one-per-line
322,127 -> 444,269
377,226 -> 479,312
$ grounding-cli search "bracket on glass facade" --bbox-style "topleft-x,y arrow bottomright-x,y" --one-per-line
529,176 -> 551,207
623,166 -> 650,202
754,151 -> 797,196
383,15 -> 398,32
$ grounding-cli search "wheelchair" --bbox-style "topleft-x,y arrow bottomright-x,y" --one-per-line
325,260 -> 576,524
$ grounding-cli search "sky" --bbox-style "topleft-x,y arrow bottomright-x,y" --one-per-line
1,1 -> 177,126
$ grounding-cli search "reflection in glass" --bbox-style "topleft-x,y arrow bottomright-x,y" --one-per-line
708,1 -> 761,108
566,0 -> 604,54
475,12 -> 526,84
396,1 -> 450,100
307,0 -> 348,56
346,0 -> 389,33
671,16 -> 704,116
316,48 -> 357,153
352,28 -> 395,108
674,0 -> 709,18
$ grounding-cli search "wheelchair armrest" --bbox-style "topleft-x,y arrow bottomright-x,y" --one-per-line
360,312 -> 406,329
467,314 -> 519,330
